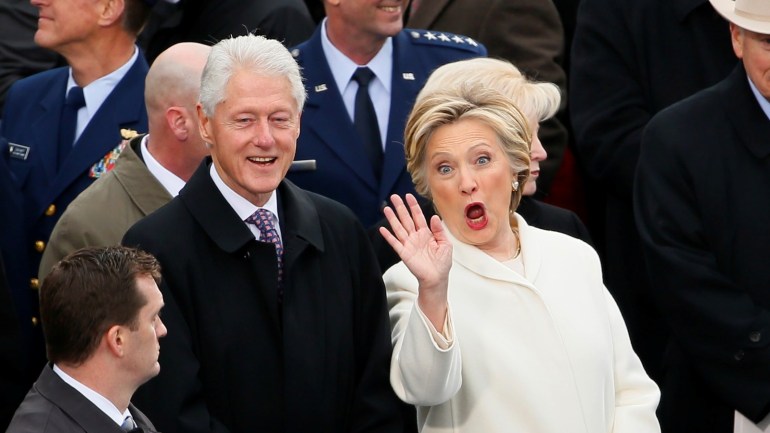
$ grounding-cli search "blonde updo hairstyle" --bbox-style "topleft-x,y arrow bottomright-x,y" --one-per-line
404,83 -> 532,214
419,57 -> 561,124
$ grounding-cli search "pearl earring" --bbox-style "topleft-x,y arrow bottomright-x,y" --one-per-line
512,180 -> 519,191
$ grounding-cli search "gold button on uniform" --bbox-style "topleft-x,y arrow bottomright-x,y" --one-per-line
31,317 -> 39,326
45,204 -> 56,216
34,240 -> 45,253
29,278 -> 39,290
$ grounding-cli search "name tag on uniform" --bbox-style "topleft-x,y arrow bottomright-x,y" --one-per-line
9,143 -> 30,161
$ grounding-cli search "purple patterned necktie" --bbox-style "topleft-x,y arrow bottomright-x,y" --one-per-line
245,208 -> 284,287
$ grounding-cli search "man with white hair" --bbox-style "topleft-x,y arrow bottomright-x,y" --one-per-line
635,1 -> 770,431
124,34 -> 402,433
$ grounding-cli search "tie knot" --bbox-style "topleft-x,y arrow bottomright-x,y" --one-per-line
246,208 -> 276,231
66,86 -> 85,109
120,415 -> 137,431
352,67 -> 375,87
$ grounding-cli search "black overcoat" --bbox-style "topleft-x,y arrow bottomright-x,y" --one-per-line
123,160 -> 401,433
635,64 -> 770,433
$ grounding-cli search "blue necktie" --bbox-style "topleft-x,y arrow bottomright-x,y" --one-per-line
245,209 -> 284,300
352,67 -> 383,181
57,86 -> 85,168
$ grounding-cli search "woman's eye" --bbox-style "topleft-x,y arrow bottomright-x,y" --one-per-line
477,156 -> 490,165
438,165 -> 452,175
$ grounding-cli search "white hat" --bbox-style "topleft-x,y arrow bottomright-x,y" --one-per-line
710,0 -> 770,34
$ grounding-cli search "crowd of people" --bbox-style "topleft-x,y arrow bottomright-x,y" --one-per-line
0,0 -> 768,432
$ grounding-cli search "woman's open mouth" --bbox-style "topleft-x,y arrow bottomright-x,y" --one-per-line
465,202 -> 488,230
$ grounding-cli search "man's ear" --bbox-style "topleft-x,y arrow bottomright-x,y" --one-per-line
98,0 -> 125,27
197,104 -> 214,147
167,107 -> 190,141
105,325 -> 125,357
730,23 -> 745,60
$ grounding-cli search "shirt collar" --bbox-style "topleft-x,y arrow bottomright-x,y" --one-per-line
52,364 -> 130,427
141,134 -> 186,197
66,46 -> 139,119
747,73 -> 770,122
320,18 -> 393,94
209,163 -> 280,223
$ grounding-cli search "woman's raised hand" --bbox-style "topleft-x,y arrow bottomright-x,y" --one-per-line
379,194 -> 452,290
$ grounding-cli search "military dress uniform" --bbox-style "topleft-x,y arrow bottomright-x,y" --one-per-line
288,27 -> 486,227
0,56 -> 149,387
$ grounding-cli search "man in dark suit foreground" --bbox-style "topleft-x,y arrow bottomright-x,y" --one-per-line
7,246 -> 165,433
635,1 -> 770,431
123,34 -> 402,433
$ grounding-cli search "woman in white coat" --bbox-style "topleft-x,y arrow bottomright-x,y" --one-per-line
379,83 -> 660,432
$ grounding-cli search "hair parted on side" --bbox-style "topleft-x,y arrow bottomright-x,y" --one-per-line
199,34 -> 307,117
404,83 -> 532,213
40,246 -> 161,365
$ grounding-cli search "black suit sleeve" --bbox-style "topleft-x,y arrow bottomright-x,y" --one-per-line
635,113 -> 770,422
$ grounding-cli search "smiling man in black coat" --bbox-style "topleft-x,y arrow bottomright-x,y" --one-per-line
123,34 -> 402,433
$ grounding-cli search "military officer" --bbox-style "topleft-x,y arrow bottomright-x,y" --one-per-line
0,0 -> 156,418
288,0 -> 486,227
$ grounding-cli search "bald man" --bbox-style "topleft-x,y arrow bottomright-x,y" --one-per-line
38,43 -> 212,280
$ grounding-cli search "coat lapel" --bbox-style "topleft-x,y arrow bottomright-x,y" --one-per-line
298,28 -> 379,192
447,214 -> 542,290
408,0 -> 451,28
723,64 -> 770,159
45,55 -> 149,212
30,72 -> 68,183
114,136 -> 173,216
35,364 -> 127,433
380,32 -> 424,199
180,160 -> 283,330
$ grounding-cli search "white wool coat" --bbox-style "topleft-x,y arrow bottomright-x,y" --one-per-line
385,214 -> 661,433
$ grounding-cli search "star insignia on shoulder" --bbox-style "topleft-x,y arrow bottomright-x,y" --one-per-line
438,33 -> 451,42
452,35 -> 465,44
424,31 -> 437,41
465,37 -> 478,47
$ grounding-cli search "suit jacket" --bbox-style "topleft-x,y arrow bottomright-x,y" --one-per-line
370,196 -> 592,274
7,364 -> 157,433
0,140 -> 35,429
569,0 -> 736,382
635,64 -> 770,433
386,215 -> 660,432
287,27 -> 486,227
38,135 -> 172,280
123,159 -> 402,433
0,55 -> 149,381
408,0 -> 568,195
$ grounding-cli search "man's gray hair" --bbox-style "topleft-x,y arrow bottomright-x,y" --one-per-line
199,34 -> 306,116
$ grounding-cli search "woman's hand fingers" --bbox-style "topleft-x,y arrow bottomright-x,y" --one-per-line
391,194 -> 416,234
405,193 -> 428,230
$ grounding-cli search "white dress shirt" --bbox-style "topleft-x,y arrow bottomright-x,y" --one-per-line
209,164 -> 282,241
140,134 -> 185,197
65,47 -> 139,142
